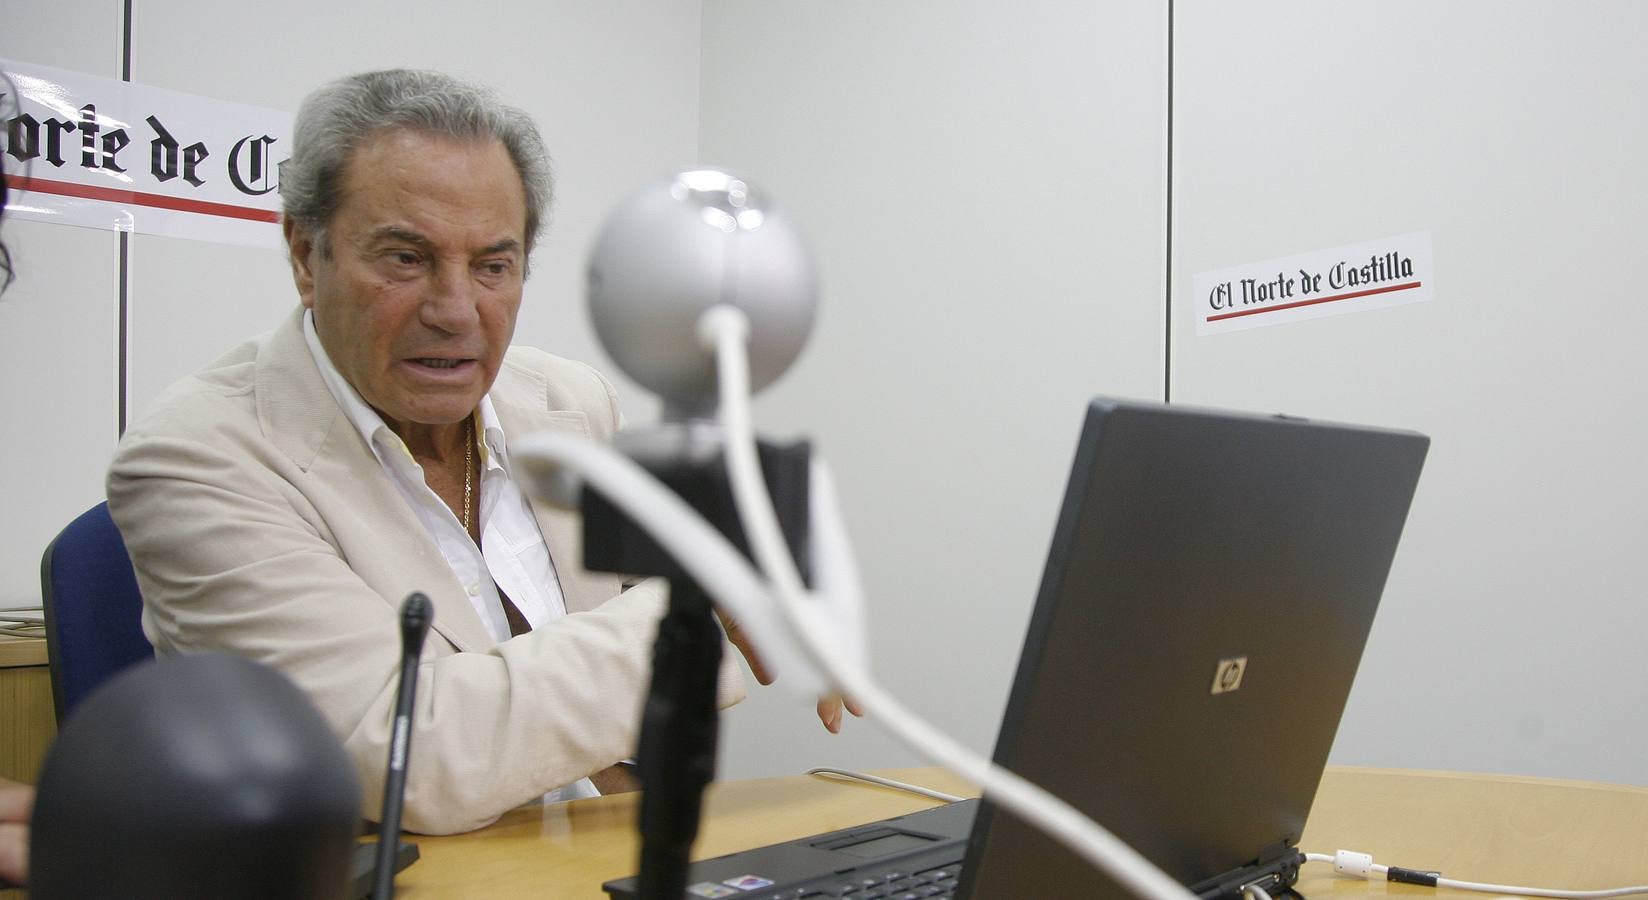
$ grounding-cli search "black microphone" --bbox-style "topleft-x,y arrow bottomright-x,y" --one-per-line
370,592 -> 432,900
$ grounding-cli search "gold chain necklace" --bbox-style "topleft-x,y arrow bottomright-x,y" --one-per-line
462,416 -> 474,533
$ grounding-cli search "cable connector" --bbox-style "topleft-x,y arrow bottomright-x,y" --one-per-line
1333,850 -> 1376,880
1389,867 -> 1442,887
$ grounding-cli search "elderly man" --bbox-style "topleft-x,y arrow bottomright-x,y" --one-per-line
107,70 -> 821,836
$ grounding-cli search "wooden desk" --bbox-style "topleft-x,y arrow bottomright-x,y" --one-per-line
398,766 -> 1648,898
0,635 -> 54,784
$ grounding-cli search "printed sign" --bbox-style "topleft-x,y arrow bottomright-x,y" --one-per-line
1191,232 -> 1434,335
1,59 -> 292,248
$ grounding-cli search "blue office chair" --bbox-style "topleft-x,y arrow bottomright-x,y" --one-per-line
40,501 -> 154,724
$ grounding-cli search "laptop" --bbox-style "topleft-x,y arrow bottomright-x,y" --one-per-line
603,397 -> 1430,899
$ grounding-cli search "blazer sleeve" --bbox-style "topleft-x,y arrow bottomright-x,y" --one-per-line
108,412 -> 671,835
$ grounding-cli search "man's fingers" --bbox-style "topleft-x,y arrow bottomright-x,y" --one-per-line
718,615 -> 774,684
817,693 -> 863,733
588,764 -> 641,796
0,822 -> 28,887
0,779 -> 32,824
817,696 -> 843,734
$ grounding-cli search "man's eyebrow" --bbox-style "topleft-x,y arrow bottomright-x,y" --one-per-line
366,226 -> 433,248
361,228 -> 520,257
479,238 -> 522,257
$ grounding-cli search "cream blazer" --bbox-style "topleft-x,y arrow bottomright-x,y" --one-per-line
107,308 -> 745,834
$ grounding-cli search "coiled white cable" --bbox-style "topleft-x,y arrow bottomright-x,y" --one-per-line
699,305 -> 1193,900
0,605 -> 44,638
515,309 -> 1193,900
514,425 -> 1190,899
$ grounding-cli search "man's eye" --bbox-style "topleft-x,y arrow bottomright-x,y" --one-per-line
481,261 -> 512,276
389,251 -> 421,266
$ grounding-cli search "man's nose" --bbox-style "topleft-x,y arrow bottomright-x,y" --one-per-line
421,264 -> 481,333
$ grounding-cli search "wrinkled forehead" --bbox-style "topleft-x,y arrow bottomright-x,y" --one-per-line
333,128 -> 528,242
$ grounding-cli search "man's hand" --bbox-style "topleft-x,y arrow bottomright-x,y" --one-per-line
0,776 -> 33,886
589,763 -> 641,795
716,611 -> 773,685
816,694 -> 865,734
717,611 -> 863,732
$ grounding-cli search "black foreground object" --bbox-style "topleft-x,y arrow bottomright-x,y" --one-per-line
29,653 -> 364,899
582,437 -> 811,899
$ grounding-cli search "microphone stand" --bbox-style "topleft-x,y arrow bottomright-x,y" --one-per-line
581,423 -> 811,900
369,592 -> 431,900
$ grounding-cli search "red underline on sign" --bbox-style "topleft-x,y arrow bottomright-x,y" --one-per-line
1206,280 -> 1424,322
11,175 -> 280,224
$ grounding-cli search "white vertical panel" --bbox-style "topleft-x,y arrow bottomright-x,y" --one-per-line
124,0 -> 703,421
702,1 -> 1168,778
1172,1 -> 1648,784
0,222 -> 120,607
0,0 -> 123,77
0,0 -> 124,606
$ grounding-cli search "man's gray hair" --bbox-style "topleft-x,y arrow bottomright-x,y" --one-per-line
280,69 -> 553,262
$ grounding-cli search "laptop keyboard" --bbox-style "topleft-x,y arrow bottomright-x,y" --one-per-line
768,862 -> 962,899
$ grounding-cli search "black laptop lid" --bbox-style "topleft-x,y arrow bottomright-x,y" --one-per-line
958,398 -> 1429,898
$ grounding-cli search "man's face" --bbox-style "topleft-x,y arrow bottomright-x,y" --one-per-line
286,129 -> 528,435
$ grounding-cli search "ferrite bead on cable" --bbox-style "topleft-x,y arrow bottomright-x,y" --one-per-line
1387,867 -> 1441,887
1333,850 -> 1374,879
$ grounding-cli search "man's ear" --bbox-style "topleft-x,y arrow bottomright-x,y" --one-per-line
284,218 -> 318,309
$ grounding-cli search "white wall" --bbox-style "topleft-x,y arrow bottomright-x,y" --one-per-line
1170,1 -> 1648,785
699,0 -> 1169,779
706,0 -> 1648,790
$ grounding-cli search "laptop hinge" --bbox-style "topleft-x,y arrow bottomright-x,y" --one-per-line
1190,845 -> 1307,900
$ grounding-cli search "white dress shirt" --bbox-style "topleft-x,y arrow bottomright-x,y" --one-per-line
303,311 -> 599,802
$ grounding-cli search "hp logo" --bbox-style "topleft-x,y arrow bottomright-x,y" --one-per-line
1211,657 -> 1248,695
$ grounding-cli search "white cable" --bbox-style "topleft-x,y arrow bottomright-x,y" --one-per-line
1432,879 -> 1648,898
513,428 -> 1190,900
513,432 -> 808,678
513,312 -> 1192,900
1241,884 -> 1273,900
697,306 -> 867,693
1309,849 -> 1648,898
699,305 -> 1195,900
0,606 -> 45,638
805,766 -> 966,804
699,306 -> 809,604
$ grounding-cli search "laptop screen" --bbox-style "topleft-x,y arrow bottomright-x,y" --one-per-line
958,398 -> 1429,897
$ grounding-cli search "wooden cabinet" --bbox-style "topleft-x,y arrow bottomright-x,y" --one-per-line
0,637 -> 55,784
